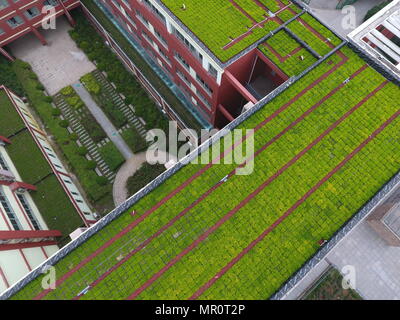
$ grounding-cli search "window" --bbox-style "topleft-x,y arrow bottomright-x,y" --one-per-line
0,0 -> 9,10
24,7 -> 40,19
0,188 -> 21,230
0,153 -> 9,171
17,193 -> 41,230
7,15 -> 24,28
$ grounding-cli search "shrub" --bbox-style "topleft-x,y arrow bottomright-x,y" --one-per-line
126,163 -> 165,196
98,142 -> 125,171
60,86 -> 74,96
96,176 -> 108,186
85,160 -> 97,170
43,96 -> 53,103
76,146 -> 88,156
59,120 -> 69,128
51,108 -> 61,117
70,133 -> 79,141
81,73 -> 101,95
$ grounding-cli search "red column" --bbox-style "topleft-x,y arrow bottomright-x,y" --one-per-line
57,0 -> 76,26
224,71 -> 258,104
218,104 -> 235,122
30,27 -> 47,46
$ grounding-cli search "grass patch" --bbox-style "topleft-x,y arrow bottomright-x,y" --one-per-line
0,91 -> 26,138
30,175 -> 83,239
6,130 -> 52,184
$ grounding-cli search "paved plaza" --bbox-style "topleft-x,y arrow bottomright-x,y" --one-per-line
9,17 -> 96,95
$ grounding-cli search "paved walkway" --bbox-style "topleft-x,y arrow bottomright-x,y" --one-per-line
284,181 -> 400,300
112,151 -> 177,206
307,0 -> 379,37
72,82 -> 134,160
9,17 -> 96,95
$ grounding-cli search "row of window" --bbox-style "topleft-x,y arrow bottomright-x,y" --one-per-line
0,0 -> 64,34
0,187 -> 41,231
111,0 -> 215,115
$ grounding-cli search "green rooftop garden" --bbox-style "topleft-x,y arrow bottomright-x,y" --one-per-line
10,45 -> 400,300
0,91 -> 26,138
6,130 -> 53,184
160,0 -> 302,62
30,175 -> 83,240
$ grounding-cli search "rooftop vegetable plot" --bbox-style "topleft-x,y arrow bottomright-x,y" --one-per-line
160,0 -> 301,62
10,46 -> 400,300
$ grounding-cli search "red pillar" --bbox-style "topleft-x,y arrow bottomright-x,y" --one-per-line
30,27 -> 47,46
224,70 -> 258,104
57,0 -> 76,26
218,104 -> 235,122
0,47 -> 14,62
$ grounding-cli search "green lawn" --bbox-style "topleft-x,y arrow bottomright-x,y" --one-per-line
10,46 -> 400,300
0,91 -> 26,138
30,175 -> 83,239
6,130 -> 53,184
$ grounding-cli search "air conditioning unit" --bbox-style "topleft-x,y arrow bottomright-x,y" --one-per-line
0,169 -> 15,182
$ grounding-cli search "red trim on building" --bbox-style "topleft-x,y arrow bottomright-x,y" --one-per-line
0,230 -> 62,240
19,249 -> 32,271
10,182 -> 37,192
0,266 -> 10,288
0,136 -> 11,145
0,241 -> 58,252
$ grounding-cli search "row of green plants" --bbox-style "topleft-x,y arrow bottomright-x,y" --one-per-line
11,60 -> 111,203
84,52 -> 385,300
287,17 -> 334,57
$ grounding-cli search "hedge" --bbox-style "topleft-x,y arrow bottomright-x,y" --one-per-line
126,163 -> 166,197
98,142 -> 125,171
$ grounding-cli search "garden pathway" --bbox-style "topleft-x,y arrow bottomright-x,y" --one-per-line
112,151 -> 177,206
72,82 -> 134,160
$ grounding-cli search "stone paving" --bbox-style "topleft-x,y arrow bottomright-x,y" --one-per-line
306,0 -> 379,37
284,182 -> 400,300
72,82 -> 134,160
9,17 -> 96,95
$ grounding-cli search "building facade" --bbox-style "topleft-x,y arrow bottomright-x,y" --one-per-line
0,0 -> 79,61
0,85 -> 96,292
